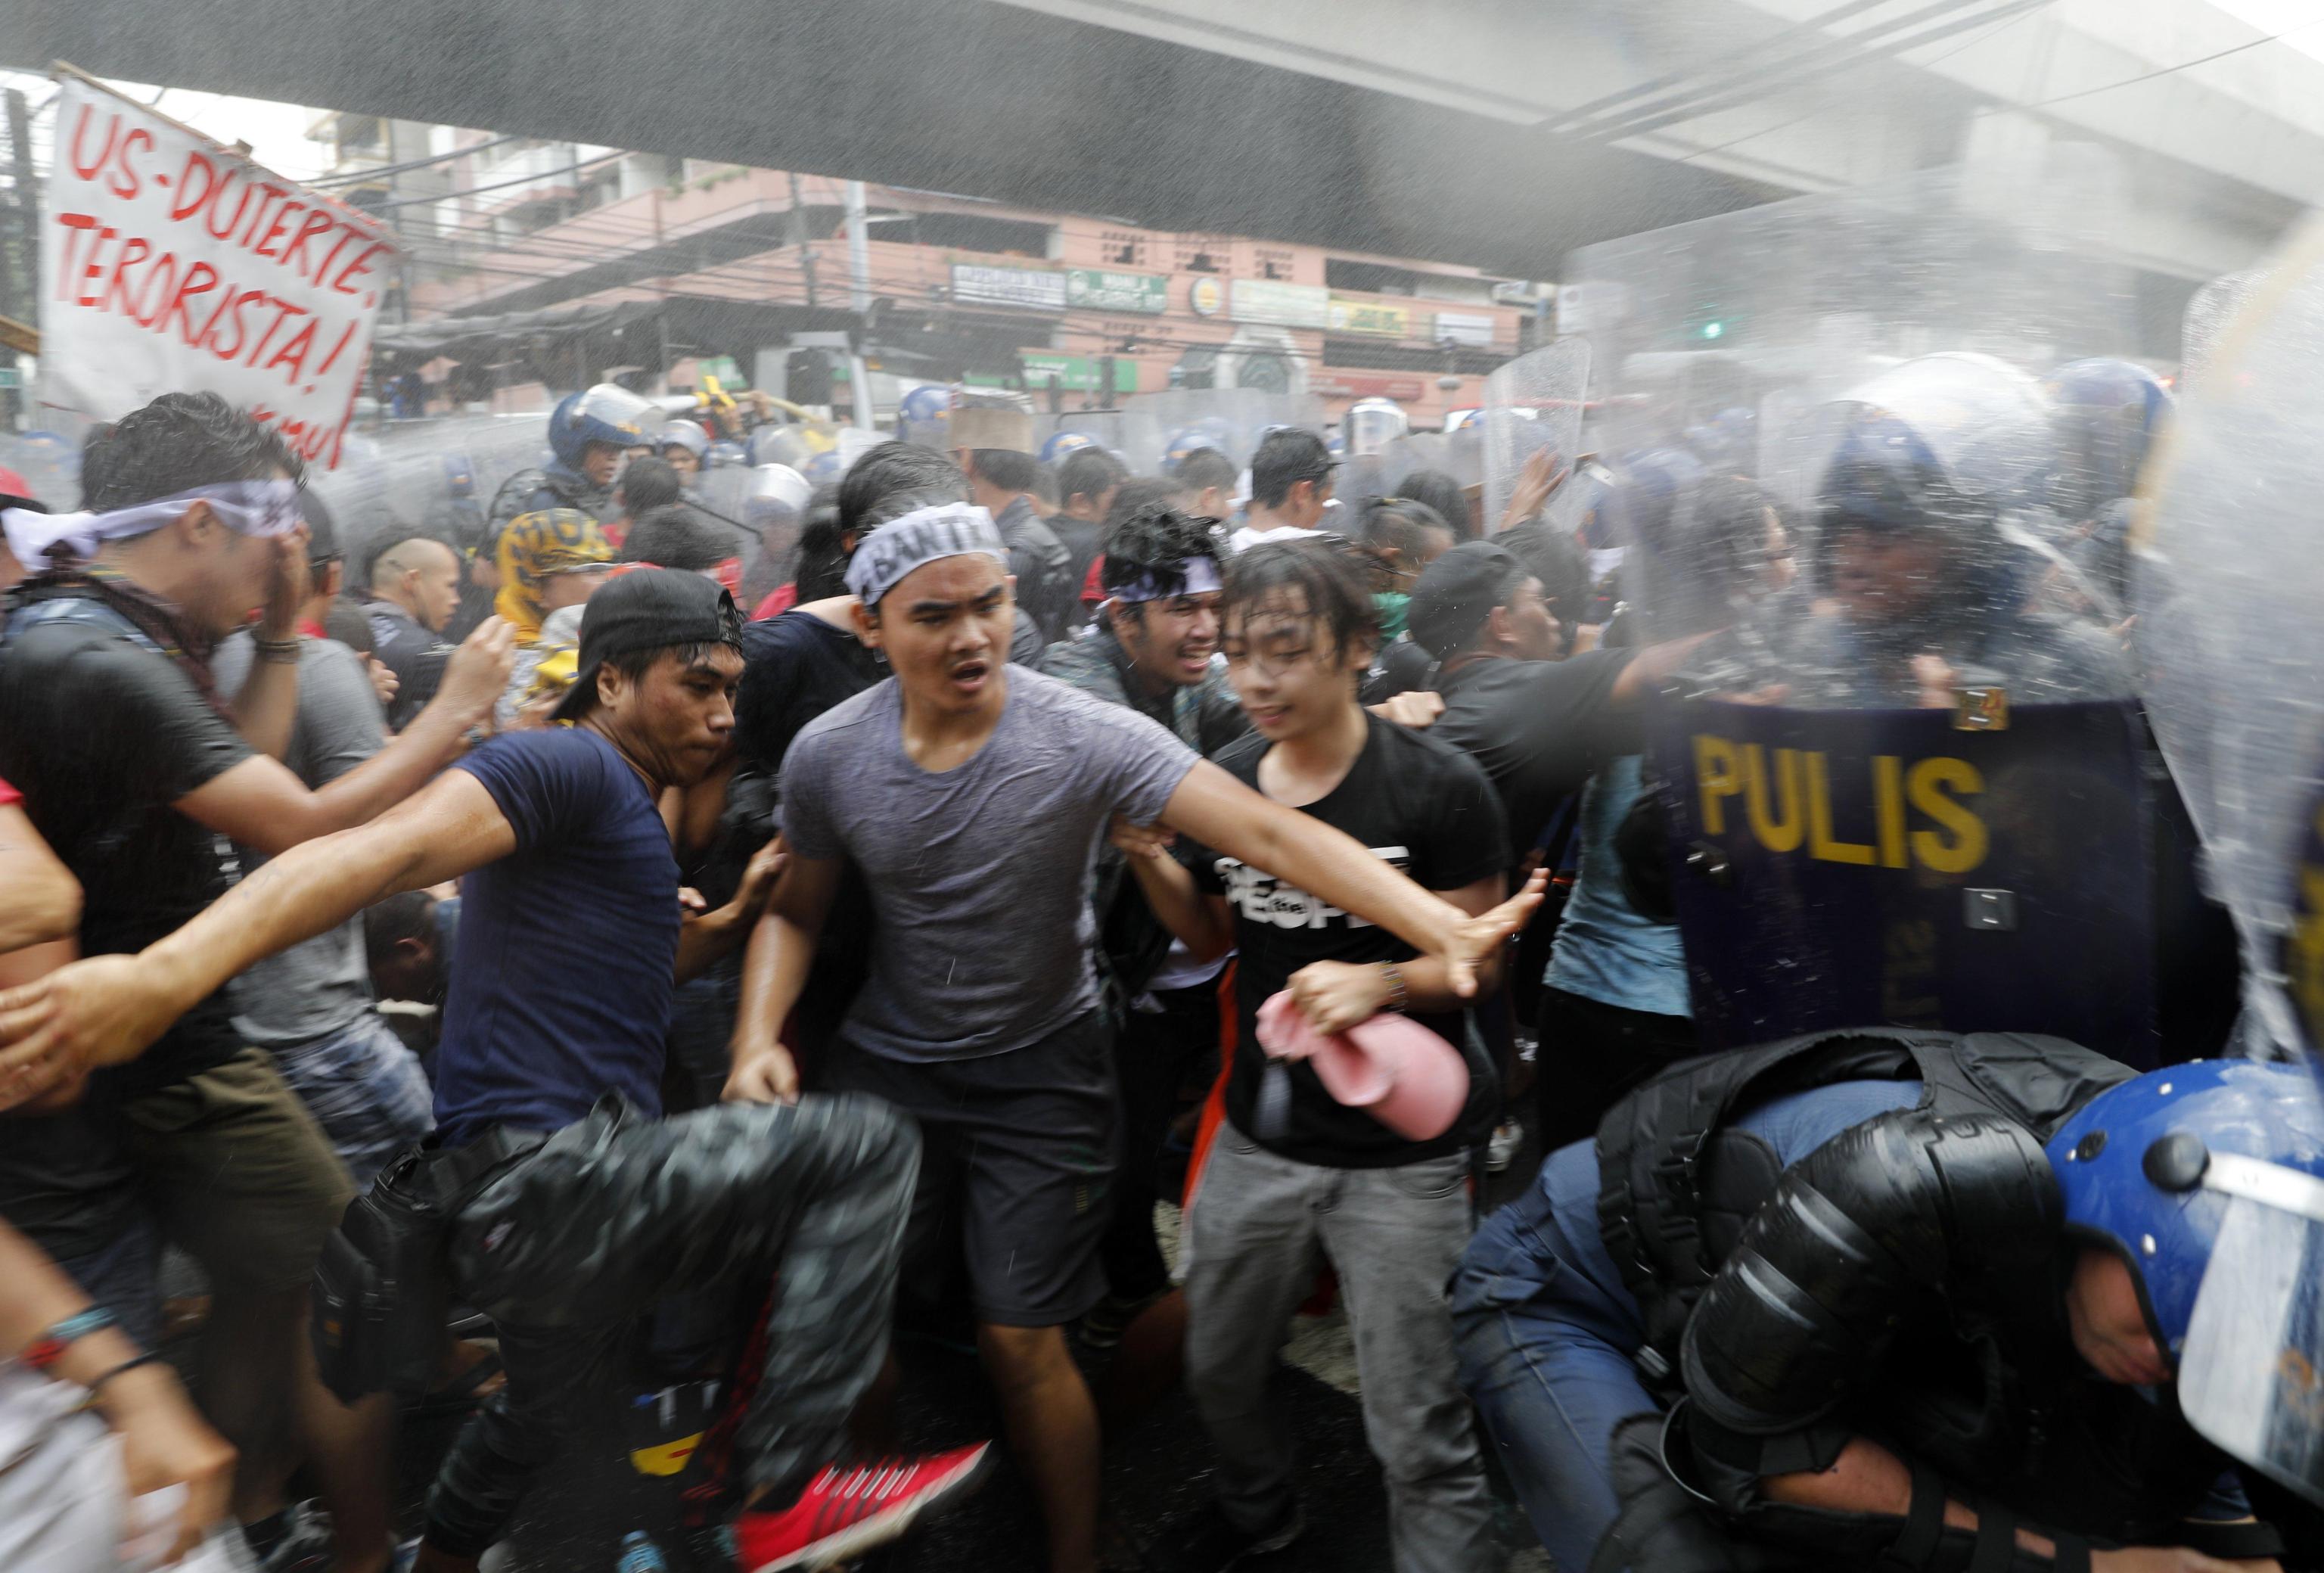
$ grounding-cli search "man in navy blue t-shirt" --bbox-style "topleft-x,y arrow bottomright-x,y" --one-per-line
0,570 -> 990,1573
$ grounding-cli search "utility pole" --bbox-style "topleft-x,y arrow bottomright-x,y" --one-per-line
786,169 -> 818,309
2,89 -> 36,328
844,179 -> 875,432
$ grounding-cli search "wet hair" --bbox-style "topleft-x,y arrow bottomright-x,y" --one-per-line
1032,461 -> 1060,508
1394,470 -> 1471,540
1105,475 -> 1195,533
1173,446 -> 1238,498
788,485 -> 852,602
617,455 -> 685,515
968,448 -> 1038,495
1220,537 -> 1378,660
1248,429 -> 1334,509
1100,498 -> 1219,608
605,640 -> 733,685
300,490 -> 342,567
1494,521 -> 1591,651
362,889 -> 439,980
1058,448 -> 1129,512
620,504 -> 733,571
1362,497 -> 1454,561
81,390 -> 303,511
837,441 -> 962,538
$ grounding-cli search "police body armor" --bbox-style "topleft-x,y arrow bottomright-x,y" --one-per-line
1593,1028 -> 2265,1571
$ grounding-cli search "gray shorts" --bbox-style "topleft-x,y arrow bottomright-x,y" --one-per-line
829,1011 -> 1120,1327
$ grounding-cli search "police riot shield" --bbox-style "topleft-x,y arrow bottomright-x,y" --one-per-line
1138,388 -> 1325,474
1041,408 -> 1167,477
2129,217 -> 2324,1511
309,413 -> 547,574
1482,338 -> 1591,531
1565,151 -> 2159,1062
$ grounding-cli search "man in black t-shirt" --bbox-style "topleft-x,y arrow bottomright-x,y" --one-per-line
1120,539 -> 1512,1573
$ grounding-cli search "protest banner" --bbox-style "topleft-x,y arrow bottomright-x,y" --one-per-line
36,67 -> 402,468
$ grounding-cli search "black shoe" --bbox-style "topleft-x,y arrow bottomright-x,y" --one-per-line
1142,1501 -> 1304,1573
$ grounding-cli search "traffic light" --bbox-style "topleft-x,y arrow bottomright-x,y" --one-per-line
785,349 -> 833,406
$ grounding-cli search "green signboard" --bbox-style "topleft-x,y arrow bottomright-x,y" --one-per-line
1066,269 -> 1168,315
1018,353 -> 1139,393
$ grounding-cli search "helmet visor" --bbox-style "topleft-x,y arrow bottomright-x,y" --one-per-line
569,384 -> 663,441
2179,1177 -> 2324,1507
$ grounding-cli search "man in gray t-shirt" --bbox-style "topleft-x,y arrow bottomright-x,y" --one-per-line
212,542 -> 470,1186
726,502 -> 1546,1573
780,671 -> 1195,1062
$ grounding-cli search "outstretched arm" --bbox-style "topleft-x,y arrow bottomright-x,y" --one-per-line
0,769 -> 517,1108
1157,759 -> 1543,997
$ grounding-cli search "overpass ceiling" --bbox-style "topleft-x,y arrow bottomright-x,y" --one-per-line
0,0 -> 1783,277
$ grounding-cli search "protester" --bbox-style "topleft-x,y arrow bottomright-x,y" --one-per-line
1115,538 -> 1509,1573
1357,497 -> 1458,701
213,509 -> 446,1188
1394,468 -> 1477,541
0,568 -> 988,1573
1052,446 -> 1131,613
620,502 -> 741,577
726,505 -> 1543,1573
0,1214 -> 242,1571
0,391 -> 515,1573
492,506 -> 615,643
1229,429 -> 1335,553
952,404 -> 1077,644
364,532 -> 464,729
1039,500 -> 1242,1347
609,455 -> 685,549
1173,447 -> 1241,525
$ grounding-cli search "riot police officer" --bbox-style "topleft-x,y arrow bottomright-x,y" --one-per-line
1455,1031 -> 2313,1571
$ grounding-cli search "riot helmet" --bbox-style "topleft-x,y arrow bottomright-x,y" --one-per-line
549,384 -> 660,471
2048,1060 -> 2324,1505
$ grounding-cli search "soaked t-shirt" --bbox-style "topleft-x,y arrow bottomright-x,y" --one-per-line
1192,714 -> 1508,1167
781,667 -> 1198,1063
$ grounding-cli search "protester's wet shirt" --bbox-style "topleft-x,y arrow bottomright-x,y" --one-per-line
0,611 -> 253,1099
433,726 -> 678,1146
735,608 -> 885,777
1191,714 -> 1508,1167
780,667 -> 1198,1062
1429,650 -> 1638,853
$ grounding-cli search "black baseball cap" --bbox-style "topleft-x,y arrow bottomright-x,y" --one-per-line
1407,540 -> 1523,659
549,568 -> 745,723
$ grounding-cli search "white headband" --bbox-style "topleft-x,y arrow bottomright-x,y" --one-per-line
2,479 -> 301,566
1112,555 -> 1223,605
846,503 -> 1008,607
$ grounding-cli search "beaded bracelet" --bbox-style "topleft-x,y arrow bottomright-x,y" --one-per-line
21,1305 -> 117,1371
1378,962 -> 1409,1013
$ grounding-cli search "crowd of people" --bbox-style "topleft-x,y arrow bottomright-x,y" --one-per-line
0,353 -> 2316,1573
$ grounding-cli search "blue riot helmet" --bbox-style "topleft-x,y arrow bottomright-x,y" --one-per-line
660,420 -> 711,463
440,453 -> 477,501
707,439 -> 747,470
896,384 -> 952,449
897,384 -> 950,426
1343,397 -> 1408,458
2049,1059 -> 2324,1505
802,449 -> 846,485
2045,356 -> 2173,523
548,384 -> 660,470
1684,405 -> 1757,473
1041,430 -> 1099,465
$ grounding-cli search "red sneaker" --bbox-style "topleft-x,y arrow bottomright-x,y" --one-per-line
733,1443 -> 992,1571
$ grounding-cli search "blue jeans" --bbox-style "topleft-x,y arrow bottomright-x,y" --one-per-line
1451,1139 -> 1653,1573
